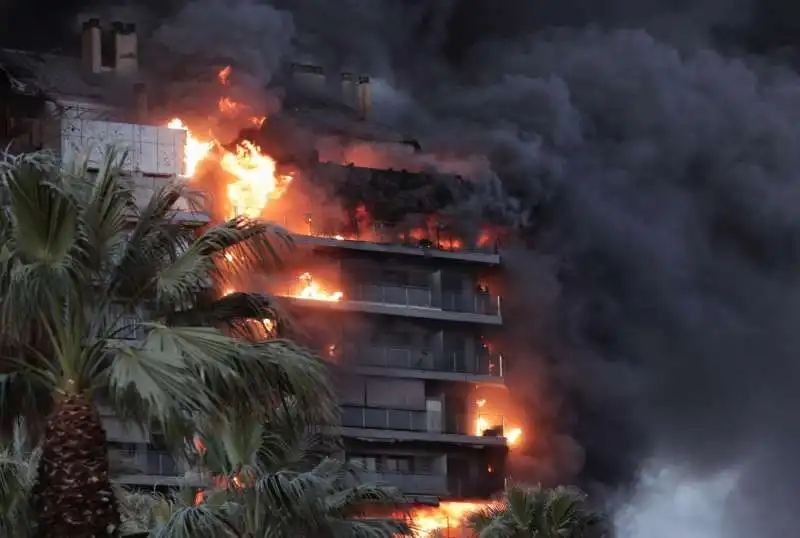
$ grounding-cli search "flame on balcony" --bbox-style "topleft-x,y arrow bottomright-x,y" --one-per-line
299,210 -> 497,254
474,398 -> 522,448
291,272 -> 343,302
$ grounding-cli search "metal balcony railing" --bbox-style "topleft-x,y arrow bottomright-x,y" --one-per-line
272,212 -> 499,254
340,406 -> 508,440
375,472 -> 449,495
441,291 -> 500,316
351,284 -> 434,308
350,284 -> 502,318
354,345 -> 505,377
109,449 -> 180,476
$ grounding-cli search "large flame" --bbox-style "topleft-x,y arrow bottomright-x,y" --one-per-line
474,398 -> 522,447
221,140 -> 291,219
167,119 -> 213,177
168,66 -> 290,220
410,501 -> 494,537
292,272 -> 343,302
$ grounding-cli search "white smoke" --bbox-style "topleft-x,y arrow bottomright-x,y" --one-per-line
614,460 -> 741,538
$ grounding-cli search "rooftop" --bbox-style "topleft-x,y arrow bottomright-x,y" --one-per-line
0,49 -> 135,107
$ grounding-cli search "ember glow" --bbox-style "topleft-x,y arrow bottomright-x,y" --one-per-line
217,65 -> 231,86
292,272 -> 343,302
410,501 -> 494,537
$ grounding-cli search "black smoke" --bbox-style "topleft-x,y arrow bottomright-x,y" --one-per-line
7,0 -> 800,535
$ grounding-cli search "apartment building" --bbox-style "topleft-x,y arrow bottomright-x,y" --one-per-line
279,213 -> 510,503
0,20 -> 513,504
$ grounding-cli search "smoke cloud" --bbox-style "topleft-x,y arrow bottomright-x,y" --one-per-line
6,0 -> 800,535
267,2 -> 800,536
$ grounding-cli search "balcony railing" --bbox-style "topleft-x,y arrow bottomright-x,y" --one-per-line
271,211 -> 499,254
109,449 -> 180,476
354,345 -> 504,377
375,472 -> 448,495
441,291 -> 499,316
351,284 -> 434,308
341,406 -> 508,440
350,284 -> 501,317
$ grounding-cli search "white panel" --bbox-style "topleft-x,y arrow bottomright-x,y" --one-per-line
60,119 -> 186,177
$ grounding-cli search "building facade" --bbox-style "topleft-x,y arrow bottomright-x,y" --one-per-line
289,228 -> 510,503
0,19 -> 512,506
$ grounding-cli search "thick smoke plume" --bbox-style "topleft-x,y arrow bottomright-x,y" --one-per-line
6,0 -> 800,536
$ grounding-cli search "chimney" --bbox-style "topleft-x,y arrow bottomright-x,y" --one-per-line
81,18 -> 102,74
356,75 -> 371,120
112,21 -> 138,75
133,82 -> 148,122
341,72 -> 357,109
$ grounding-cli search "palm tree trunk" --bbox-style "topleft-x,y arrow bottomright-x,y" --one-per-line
31,392 -> 120,538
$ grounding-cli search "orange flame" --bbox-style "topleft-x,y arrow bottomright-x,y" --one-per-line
292,272 -> 343,302
221,140 -> 292,219
218,97 -> 239,114
474,398 -> 522,447
167,119 -> 213,177
218,65 -> 231,85
410,501 -> 493,537
168,66 -> 291,219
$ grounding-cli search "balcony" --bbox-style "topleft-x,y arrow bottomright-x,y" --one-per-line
340,406 -> 508,446
353,345 -> 505,381
338,285 -> 501,325
272,211 -> 501,265
375,472 -> 448,496
354,284 -> 434,308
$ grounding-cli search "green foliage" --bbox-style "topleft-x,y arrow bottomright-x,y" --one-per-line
119,406 -> 412,538
0,145 -> 337,444
466,482 -> 606,538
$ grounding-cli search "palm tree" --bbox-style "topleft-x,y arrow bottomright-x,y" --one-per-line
466,482 -> 605,538
137,405 -> 412,538
0,148 -> 337,538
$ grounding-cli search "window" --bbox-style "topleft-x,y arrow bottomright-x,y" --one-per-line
384,457 -> 412,474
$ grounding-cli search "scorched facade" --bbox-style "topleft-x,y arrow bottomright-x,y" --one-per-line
0,18 -> 514,507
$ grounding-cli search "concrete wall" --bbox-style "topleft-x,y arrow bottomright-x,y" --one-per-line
60,118 -> 186,176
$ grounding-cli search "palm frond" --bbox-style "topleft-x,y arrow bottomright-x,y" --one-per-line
156,217 -> 294,310
0,418 -> 40,538
466,482 -> 606,538
0,145 -> 347,536
150,501 -> 241,538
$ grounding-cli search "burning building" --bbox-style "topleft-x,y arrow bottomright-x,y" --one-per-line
0,17 -> 519,536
